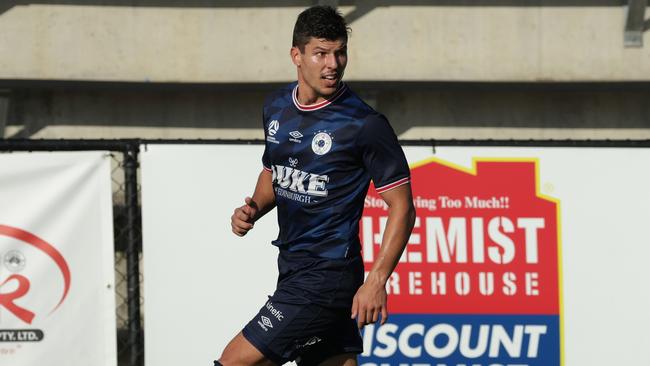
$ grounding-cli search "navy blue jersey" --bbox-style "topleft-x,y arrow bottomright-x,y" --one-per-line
262,82 -> 410,259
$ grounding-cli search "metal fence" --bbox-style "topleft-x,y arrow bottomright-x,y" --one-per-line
0,140 -> 144,366
111,148 -> 144,366
3,137 -> 650,366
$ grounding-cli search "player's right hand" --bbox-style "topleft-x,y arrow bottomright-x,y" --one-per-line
231,197 -> 258,236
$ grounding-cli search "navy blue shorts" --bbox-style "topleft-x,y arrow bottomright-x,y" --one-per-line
241,250 -> 364,365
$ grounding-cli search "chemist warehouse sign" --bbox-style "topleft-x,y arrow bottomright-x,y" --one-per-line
359,157 -> 562,366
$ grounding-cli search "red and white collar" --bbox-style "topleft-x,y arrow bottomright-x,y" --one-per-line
292,82 -> 348,112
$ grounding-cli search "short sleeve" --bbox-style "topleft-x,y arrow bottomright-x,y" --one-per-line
261,109 -> 272,172
357,114 -> 410,193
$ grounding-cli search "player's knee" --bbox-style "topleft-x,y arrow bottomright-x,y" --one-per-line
216,346 -> 233,365
317,353 -> 358,366
216,350 -> 235,365
216,352 -> 241,366
217,347 -> 245,366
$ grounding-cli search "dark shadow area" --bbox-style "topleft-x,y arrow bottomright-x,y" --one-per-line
4,86 -> 271,138
645,17 -> 650,31
0,79 -> 287,92
377,87 -> 650,135
4,80 -> 650,138
3,78 -> 650,92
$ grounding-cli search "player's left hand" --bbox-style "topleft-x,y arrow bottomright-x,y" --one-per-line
351,274 -> 388,328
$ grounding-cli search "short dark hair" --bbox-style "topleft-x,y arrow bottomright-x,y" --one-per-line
292,5 -> 350,52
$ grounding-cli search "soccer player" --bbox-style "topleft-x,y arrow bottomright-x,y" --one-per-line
218,5 -> 415,366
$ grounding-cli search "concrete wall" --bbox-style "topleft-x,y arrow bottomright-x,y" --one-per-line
5,84 -> 650,140
1,2 -> 648,140
0,2 -> 648,83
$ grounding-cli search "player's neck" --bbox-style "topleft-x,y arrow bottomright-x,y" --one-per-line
295,81 -> 326,106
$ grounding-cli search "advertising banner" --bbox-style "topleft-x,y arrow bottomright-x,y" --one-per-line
360,157 -> 561,366
141,145 -> 279,366
141,144 -> 650,366
0,151 -> 116,366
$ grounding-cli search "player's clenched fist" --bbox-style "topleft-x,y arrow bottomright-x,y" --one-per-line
231,197 -> 258,236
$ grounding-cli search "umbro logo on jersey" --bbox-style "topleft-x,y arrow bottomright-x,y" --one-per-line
289,130 -> 303,143
289,131 -> 303,139
289,157 -> 299,167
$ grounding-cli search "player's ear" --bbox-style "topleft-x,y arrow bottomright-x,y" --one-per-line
290,46 -> 301,67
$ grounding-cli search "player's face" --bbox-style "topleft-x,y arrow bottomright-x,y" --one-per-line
291,37 -> 348,101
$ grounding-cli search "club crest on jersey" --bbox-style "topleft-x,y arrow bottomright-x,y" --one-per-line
312,132 -> 333,155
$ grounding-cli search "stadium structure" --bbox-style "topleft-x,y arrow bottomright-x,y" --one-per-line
0,2 -> 649,366
0,1 -> 648,141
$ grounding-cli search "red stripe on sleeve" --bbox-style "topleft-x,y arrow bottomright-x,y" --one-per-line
375,177 -> 410,194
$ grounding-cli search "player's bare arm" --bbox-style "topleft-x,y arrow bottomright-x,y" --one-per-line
351,183 -> 415,328
231,169 -> 276,236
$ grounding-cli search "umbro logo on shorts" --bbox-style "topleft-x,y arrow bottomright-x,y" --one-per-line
261,316 -> 273,328
257,316 -> 274,332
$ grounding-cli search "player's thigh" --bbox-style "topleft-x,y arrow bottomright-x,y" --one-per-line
318,352 -> 358,366
295,312 -> 362,366
219,332 -> 277,366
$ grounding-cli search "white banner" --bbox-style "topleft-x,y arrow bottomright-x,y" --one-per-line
141,144 -> 650,366
0,151 -> 116,365
141,145 -> 278,366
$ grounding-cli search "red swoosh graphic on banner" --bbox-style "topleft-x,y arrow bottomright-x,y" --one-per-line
0,225 -> 71,313
0,274 -> 35,324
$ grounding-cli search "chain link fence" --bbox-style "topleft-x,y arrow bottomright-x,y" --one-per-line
111,152 -> 144,366
0,140 -> 144,366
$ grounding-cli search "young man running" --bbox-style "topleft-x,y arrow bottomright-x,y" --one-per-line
218,6 -> 415,366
